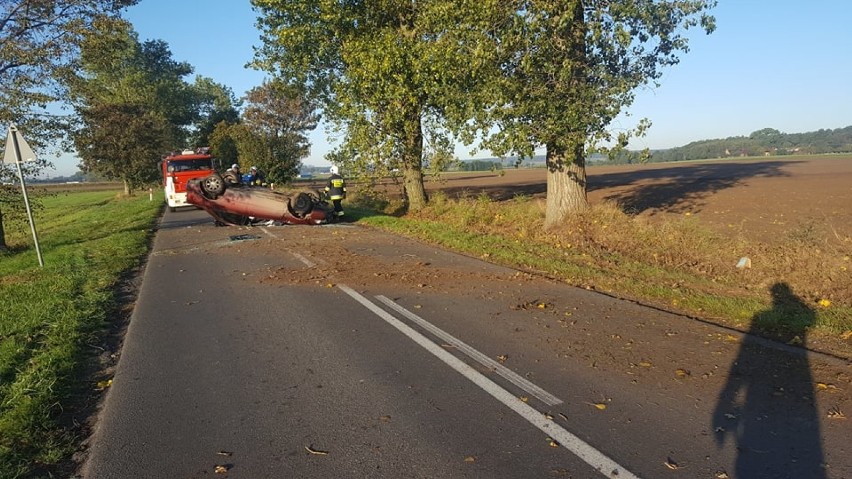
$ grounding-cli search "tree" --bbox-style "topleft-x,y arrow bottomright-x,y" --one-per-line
209,121 -> 240,167
0,0 -> 136,250
189,77 -> 241,148
240,79 -> 318,184
478,0 -> 716,228
69,18 -> 205,193
252,0 -> 503,210
74,103 -> 170,193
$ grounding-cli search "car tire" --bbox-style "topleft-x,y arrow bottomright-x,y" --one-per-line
289,190 -> 316,217
201,173 -> 226,199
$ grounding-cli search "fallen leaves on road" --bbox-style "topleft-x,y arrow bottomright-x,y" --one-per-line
827,406 -> 846,419
664,457 -> 680,470
510,300 -> 553,311
816,382 -> 838,392
305,445 -> 329,455
214,464 -> 230,474
96,379 -> 112,390
464,456 -> 476,463
546,437 -> 560,448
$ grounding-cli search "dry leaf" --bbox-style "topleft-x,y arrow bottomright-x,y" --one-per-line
638,361 -> 652,368
464,456 -> 476,463
816,382 -> 837,391
546,437 -> 560,448
827,407 -> 846,419
592,403 -> 607,410
305,445 -> 329,455
96,379 -> 112,390
216,451 -> 233,456
497,354 -> 509,363
214,464 -> 230,474
715,471 -> 730,478
675,368 -> 691,378
664,458 -> 679,470
519,396 -> 529,403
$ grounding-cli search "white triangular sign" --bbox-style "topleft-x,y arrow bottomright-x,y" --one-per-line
3,124 -> 37,164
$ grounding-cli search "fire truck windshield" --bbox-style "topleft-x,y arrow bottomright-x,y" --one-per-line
167,159 -> 214,172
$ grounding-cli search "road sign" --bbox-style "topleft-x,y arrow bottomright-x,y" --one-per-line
3,124 -> 37,164
3,123 -> 44,267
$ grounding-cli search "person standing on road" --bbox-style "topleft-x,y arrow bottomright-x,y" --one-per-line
325,165 -> 347,219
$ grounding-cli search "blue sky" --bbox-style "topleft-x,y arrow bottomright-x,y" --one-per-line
47,0 -> 852,175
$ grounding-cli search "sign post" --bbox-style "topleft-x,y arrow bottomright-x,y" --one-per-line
3,124 -> 44,267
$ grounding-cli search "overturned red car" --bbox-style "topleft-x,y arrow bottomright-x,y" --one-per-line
185,172 -> 335,226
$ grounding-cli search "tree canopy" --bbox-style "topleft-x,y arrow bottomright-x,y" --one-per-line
69,18 -> 239,193
252,0 -> 505,210
469,0 -> 716,227
0,0 -> 137,250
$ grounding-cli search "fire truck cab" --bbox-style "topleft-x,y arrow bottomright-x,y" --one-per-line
161,147 -> 216,212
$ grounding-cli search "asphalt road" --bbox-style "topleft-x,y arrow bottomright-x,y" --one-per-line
80,208 -> 851,479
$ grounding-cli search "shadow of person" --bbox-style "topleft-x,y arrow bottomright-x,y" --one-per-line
712,283 -> 826,478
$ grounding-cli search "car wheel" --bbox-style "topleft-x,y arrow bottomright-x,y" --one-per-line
289,190 -> 315,217
201,173 -> 226,199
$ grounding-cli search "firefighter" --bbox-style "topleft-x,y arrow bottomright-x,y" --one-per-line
224,163 -> 242,185
247,166 -> 266,186
325,165 -> 347,219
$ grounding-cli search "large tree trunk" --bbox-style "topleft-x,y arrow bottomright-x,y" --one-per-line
401,110 -> 428,211
544,140 -> 589,229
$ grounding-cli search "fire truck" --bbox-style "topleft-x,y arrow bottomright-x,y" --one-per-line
161,147 -> 217,212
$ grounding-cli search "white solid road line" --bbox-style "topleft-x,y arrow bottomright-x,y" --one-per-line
338,284 -> 641,479
289,251 -> 316,268
376,295 -> 562,406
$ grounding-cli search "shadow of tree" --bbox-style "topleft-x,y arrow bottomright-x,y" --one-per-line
712,283 -> 825,478
592,160 -> 796,215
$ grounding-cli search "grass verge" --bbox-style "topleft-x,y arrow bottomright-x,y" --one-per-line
0,190 -> 161,478
351,191 -> 852,359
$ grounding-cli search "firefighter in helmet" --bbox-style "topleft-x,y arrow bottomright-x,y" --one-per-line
325,165 -> 347,218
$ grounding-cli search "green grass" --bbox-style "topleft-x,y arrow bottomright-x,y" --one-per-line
0,190 -> 161,479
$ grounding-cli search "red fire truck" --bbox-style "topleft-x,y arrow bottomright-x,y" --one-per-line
161,147 -> 217,212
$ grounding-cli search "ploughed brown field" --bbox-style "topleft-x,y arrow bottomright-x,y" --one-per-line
427,155 -> 852,246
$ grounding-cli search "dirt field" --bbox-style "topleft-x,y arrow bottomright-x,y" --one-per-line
428,155 -> 852,246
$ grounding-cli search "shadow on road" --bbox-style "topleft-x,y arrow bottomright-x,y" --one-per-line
712,282 -> 825,478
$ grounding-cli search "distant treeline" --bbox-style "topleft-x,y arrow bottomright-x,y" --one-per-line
645,125 -> 852,163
